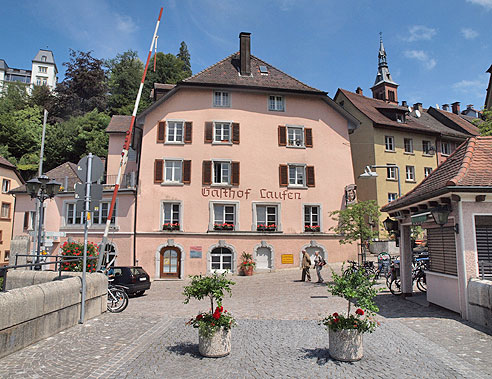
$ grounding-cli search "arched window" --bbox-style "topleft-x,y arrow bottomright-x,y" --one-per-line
211,247 -> 233,272
41,55 -> 47,62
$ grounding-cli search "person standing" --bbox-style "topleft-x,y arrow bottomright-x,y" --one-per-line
301,250 -> 312,282
313,251 -> 325,283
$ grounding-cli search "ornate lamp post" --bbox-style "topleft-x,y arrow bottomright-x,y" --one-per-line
359,165 -> 401,198
26,175 -> 61,269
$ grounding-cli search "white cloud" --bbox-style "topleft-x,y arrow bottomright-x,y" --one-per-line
404,25 -> 437,42
461,27 -> 479,39
466,0 -> 492,10
452,76 -> 488,98
404,50 -> 437,70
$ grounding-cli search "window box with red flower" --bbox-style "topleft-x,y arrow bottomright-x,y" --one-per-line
213,223 -> 234,231
162,222 -> 180,231
320,263 -> 380,362
304,225 -> 320,232
256,223 -> 277,232
184,272 -> 236,357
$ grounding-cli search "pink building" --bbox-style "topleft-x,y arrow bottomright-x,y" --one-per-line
11,33 -> 359,279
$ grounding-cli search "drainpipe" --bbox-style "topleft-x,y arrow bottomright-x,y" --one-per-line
457,200 -> 469,319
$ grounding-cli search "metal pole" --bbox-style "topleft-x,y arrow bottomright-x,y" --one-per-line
39,109 -> 48,176
35,194 -> 44,270
96,7 -> 164,272
79,153 -> 93,324
395,166 -> 401,198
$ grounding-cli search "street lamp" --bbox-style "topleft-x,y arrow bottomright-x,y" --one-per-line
359,165 -> 401,198
26,175 -> 61,269
383,216 -> 399,232
431,206 -> 450,226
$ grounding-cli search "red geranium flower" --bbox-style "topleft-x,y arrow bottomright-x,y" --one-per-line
333,318 -> 339,323
333,312 -> 339,317
355,308 -> 364,316
196,314 -> 203,320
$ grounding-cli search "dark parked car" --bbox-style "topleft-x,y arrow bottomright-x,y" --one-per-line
110,266 -> 151,296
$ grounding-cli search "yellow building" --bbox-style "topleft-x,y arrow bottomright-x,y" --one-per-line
0,156 -> 23,265
334,37 -> 478,233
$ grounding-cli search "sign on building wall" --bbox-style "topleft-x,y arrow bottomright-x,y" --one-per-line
344,184 -> 357,206
190,246 -> 202,259
281,254 -> 294,264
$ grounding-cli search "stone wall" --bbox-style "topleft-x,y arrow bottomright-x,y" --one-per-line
0,271 -> 107,359
467,278 -> 492,329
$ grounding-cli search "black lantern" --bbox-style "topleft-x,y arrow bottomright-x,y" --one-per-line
431,206 -> 450,226
26,178 -> 42,198
383,216 -> 399,232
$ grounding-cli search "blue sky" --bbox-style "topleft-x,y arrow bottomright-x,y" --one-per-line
1,0 -> 491,110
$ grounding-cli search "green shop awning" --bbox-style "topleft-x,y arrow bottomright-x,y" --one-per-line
411,212 -> 430,225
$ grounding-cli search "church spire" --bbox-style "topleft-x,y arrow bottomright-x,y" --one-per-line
371,33 -> 399,104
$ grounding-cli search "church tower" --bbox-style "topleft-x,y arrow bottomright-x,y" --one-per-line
371,33 -> 398,104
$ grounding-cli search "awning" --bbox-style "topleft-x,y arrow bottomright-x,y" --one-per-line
411,211 -> 431,225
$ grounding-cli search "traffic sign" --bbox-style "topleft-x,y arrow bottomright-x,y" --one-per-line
76,155 -> 104,182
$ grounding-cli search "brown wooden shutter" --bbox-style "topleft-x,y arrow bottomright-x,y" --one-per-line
428,227 -> 457,276
306,166 -> 315,187
279,165 -> 288,187
232,123 -> 240,144
23,212 -> 29,229
202,160 -> 212,185
204,122 -> 213,143
183,160 -> 191,184
154,159 -> 163,183
184,122 -> 192,144
231,162 -> 240,186
157,122 -> 165,143
278,126 -> 287,146
305,128 -> 313,148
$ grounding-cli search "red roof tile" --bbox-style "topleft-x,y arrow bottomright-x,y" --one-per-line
382,136 -> 492,211
106,115 -> 132,134
427,108 -> 479,136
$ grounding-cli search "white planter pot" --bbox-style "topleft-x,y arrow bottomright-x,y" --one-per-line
328,329 -> 363,362
198,327 -> 231,357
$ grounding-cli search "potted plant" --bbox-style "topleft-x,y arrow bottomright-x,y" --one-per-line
321,264 -> 380,362
239,252 -> 255,276
213,223 -> 234,231
163,222 -> 180,231
304,225 -> 321,232
183,272 -> 236,357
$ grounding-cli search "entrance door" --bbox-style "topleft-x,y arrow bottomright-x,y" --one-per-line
256,247 -> 272,269
211,247 -> 233,273
160,247 -> 181,278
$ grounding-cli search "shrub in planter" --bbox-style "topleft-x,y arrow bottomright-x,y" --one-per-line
183,272 -> 236,357
60,241 -> 99,272
239,252 -> 255,275
321,264 -> 380,361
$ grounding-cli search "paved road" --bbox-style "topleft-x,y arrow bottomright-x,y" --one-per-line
0,268 -> 491,378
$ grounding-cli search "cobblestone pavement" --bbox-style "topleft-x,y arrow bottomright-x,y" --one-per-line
0,268 -> 491,378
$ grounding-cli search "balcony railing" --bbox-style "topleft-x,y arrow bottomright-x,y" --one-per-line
55,172 -> 137,193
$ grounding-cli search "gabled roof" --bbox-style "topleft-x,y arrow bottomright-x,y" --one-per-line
0,156 -> 24,184
181,52 -> 324,95
10,162 -> 77,193
337,89 -> 435,134
106,115 -> 132,134
427,107 -> 479,136
417,110 -> 471,139
382,137 -> 492,211
32,49 -> 57,72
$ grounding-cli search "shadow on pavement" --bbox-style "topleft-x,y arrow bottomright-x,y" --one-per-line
167,342 -> 202,358
301,347 -> 346,366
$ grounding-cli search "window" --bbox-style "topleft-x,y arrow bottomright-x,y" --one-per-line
66,202 -> 115,225
213,91 -> 230,107
211,247 -> 233,272
475,216 -> 492,279
41,55 -> 47,62
424,167 -> 433,177
164,160 -> 182,184
162,202 -> 180,230
388,193 -> 398,202
36,77 -> 42,86
288,165 -> 305,187
287,126 -> 304,147
268,95 -> 284,111
441,141 -> 451,156
4,250 -> 9,261
2,179 -> 10,193
404,138 -> 413,153
385,136 -> 395,151
166,121 -> 184,143
213,161 -> 231,185
1,203 -> 11,219
214,122 -> 231,143
304,205 -> 320,232
386,164 -> 397,180
422,140 -> 432,155
396,113 -> 405,123
23,211 -> 36,230
256,205 -> 278,231
0,230 -> 2,244
213,204 -> 236,230
406,166 -> 415,181
42,78 -> 47,85
388,90 -> 395,102
39,66 -> 47,73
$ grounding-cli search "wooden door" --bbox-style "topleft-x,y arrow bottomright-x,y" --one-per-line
160,247 -> 181,278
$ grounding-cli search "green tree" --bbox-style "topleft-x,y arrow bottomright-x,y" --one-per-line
56,49 -> 108,118
29,85 -> 58,121
0,82 -> 29,114
474,108 -> 492,136
106,50 -> 144,115
177,41 -> 192,77
330,200 -> 381,248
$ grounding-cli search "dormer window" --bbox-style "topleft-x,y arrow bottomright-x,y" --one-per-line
396,114 -> 405,123
41,55 -> 47,62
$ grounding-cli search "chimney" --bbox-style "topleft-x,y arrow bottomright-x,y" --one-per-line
355,87 -> 363,95
467,104 -> 473,110
239,32 -> 251,76
451,101 -> 460,114
442,104 -> 450,111
401,100 -> 407,107
413,102 -> 423,113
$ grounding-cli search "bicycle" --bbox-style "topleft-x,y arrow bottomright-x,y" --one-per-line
343,260 -> 377,278
388,258 -> 428,295
107,280 -> 129,313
